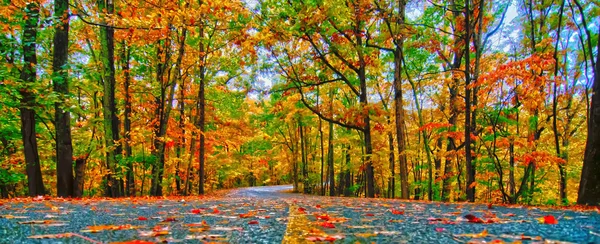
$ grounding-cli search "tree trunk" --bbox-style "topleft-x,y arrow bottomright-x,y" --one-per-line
327,119 -> 335,196
121,42 -> 134,196
20,2 -> 45,197
73,158 -> 86,197
391,0 -> 410,201
551,0 -> 566,203
319,116 -> 325,196
98,0 -> 121,197
53,0 -> 74,198
464,0 -> 475,202
577,26 -> 600,206
299,119 -> 309,193
196,22 -> 207,195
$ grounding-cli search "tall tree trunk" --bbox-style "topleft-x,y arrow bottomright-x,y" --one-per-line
19,2 -> 45,196
551,0 -> 566,203
464,0 -> 475,202
391,0 -> 410,201
53,0 -> 74,197
388,132 -> 395,198
175,74 -> 186,194
98,0 -> 121,197
577,26 -> 600,206
319,117 -> 324,195
327,112 -> 335,196
196,20 -> 207,195
151,28 -> 185,196
299,119 -> 309,193
442,0 -> 464,202
120,42 -> 134,196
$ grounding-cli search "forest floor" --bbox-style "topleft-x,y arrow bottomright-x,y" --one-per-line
0,186 -> 599,243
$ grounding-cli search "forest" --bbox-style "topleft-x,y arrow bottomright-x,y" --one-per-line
0,0 -> 599,206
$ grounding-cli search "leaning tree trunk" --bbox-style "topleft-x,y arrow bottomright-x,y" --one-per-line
20,2 -> 45,197
577,26 -> 600,206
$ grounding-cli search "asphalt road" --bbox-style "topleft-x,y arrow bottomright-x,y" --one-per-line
0,185 -> 599,243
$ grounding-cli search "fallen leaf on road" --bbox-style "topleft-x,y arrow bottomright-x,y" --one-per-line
248,220 -> 259,224
138,230 -> 170,237
391,209 -> 404,215
319,222 -> 335,228
316,214 -> 331,221
538,215 -> 558,224
465,214 -> 485,223
184,234 -> 226,240
81,224 -> 140,233
305,235 -> 344,241
29,233 -> 101,243
111,240 -> 154,244
454,229 -> 488,238
239,212 -> 255,218
1,215 -> 28,219
355,233 -> 377,238
19,220 -> 68,226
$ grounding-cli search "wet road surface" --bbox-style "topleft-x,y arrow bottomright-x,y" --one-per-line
1,185 -> 599,243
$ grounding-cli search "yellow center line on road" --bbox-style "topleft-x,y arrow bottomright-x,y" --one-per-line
282,202 -> 311,243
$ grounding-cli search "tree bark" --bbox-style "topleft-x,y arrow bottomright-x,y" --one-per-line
20,2 -> 46,197
464,0 -> 475,202
577,26 -> 600,206
120,42 -> 134,196
98,0 -> 121,197
327,100 -> 335,196
53,0 -> 74,198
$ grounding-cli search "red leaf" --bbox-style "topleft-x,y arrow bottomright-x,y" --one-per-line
191,209 -> 202,214
297,207 -> 306,214
112,241 -> 155,244
316,214 -> 331,221
137,216 -> 148,221
212,208 -> 220,214
248,220 -> 259,225
465,214 -> 485,223
162,217 -> 177,222
543,215 -> 558,224
315,205 -> 321,209
487,203 -> 493,209
365,213 -> 375,217
319,222 -> 336,228
391,209 -> 404,215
